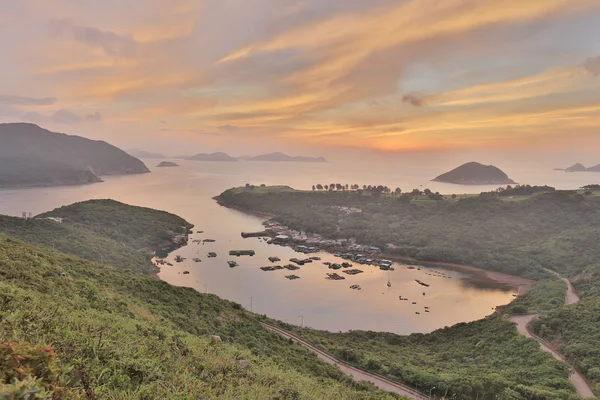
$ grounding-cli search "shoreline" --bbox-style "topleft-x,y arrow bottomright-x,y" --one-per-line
216,200 -> 534,297
382,254 -> 534,296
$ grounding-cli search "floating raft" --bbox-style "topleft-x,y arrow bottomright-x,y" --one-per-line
343,269 -> 364,275
229,250 -> 256,256
284,264 -> 300,271
268,256 -> 281,262
285,275 -> 300,280
326,273 -> 345,280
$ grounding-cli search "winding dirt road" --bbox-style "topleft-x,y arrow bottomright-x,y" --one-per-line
260,322 -> 428,400
509,270 -> 595,398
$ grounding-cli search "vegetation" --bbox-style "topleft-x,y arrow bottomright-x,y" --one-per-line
216,187 -> 600,279
38,199 -> 192,254
271,317 -> 577,399
480,185 -> 556,197
505,279 -> 567,315
532,264 -> 600,395
0,235 -> 398,399
0,200 -> 193,274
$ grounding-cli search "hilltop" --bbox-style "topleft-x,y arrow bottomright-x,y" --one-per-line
0,123 -> 149,188
432,162 -> 515,185
0,199 -> 192,274
183,152 -> 237,162
247,152 -> 327,162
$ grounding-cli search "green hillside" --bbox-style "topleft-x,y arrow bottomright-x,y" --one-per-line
0,235 -> 396,399
216,187 -> 600,279
0,200 -> 193,274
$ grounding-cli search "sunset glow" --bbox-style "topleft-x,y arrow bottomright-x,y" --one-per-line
1,0 -> 600,154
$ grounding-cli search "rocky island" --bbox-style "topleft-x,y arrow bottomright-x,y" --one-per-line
432,162 -> 516,185
0,123 -> 149,188
565,163 -> 587,172
156,161 -> 179,167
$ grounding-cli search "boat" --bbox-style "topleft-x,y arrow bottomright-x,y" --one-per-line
183,271 -> 190,275
175,255 -> 185,262
207,252 -> 217,258
227,261 -> 238,268
387,270 -> 392,287
192,258 -> 201,262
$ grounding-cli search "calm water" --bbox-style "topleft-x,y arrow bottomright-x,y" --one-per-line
0,159 -> 592,334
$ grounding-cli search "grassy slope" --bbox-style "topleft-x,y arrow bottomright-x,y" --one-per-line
271,317 -> 576,400
38,199 -> 192,252
532,264 -> 600,395
0,215 -> 151,274
0,236 -> 397,400
0,199 -> 193,275
216,188 -> 600,279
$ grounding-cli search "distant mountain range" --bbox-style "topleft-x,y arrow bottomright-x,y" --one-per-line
563,163 -> 600,173
174,151 -> 326,162
183,152 -> 238,162
246,152 -> 327,162
432,162 -> 516,185
0,123 -> 149,188
127,149 -> 167,159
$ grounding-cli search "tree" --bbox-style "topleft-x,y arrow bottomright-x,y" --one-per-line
424,188 -> 432,195
312,185 -> 316,191
411,188 -> 422,196
363,185 -> 367,190
395,188 -> 402,195
316,184 -> 323,191
336,183 -> 343,191
345,184 -> 349,190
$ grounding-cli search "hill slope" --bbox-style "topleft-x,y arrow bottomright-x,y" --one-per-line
433,162 -> 515,185
0,123 -> 149,187
0,236 -> 396,399
216,188 -> 600,279
0,200 -> 193,274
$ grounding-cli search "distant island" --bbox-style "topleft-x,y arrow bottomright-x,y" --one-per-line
156,161 -> 179,167
432,162 -> 516,185
562,163 -> 600,173
127,149 -> 168,159
247,152 -> 327,162
0,123 -> 149,188
182,152 -> 237,162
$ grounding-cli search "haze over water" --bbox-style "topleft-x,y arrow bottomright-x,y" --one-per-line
0,159 -> 595,334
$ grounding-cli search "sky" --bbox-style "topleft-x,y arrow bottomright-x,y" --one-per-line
1,0 -> 600,160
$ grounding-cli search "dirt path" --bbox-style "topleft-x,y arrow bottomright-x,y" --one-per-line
509,271 -> 595,398
260,322 -> 428,400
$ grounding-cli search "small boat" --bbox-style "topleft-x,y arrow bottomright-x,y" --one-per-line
415,312 -> 420,315
208,252 -> 217,258
175,255 -> 185,262
387,281 -> 392,287
193,258 -> 202,262
227,261 -> 238,268
183,271 -> 190,275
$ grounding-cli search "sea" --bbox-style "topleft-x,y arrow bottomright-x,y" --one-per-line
0,159 -> 595,334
